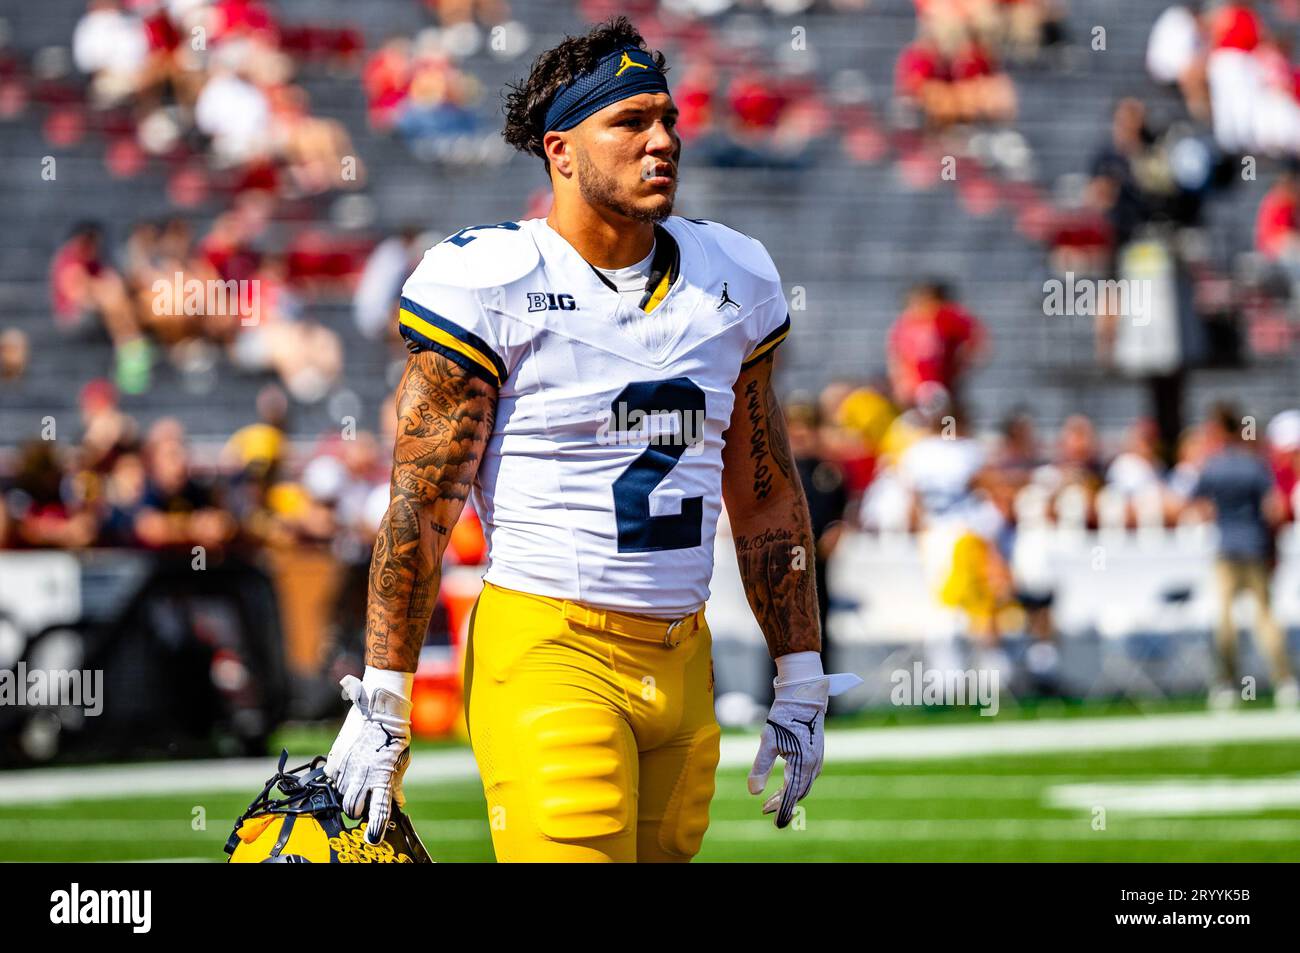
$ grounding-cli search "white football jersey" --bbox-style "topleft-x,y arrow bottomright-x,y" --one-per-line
397,216 -> 791,617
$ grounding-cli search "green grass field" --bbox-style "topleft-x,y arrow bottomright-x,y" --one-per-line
4,701 -> 1300,861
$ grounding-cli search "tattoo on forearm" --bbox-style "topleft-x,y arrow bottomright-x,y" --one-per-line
764,374 -> 794,482
744,378 -> 774,500
365,352 -> 496,672
734,527 -> 794,554
731,369 -> 820,657
734,514 -> 820,656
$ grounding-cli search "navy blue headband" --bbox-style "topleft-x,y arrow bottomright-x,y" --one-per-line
543,46 -> 670,133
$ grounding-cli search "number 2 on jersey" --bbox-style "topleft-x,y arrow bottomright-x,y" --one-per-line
611,378 -> 706,553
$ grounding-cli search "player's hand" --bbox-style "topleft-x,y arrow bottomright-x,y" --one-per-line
748,652 -> 862,828
324,669 -> 413,845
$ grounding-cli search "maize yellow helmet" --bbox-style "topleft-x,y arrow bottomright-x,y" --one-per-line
225,750 -> 432,864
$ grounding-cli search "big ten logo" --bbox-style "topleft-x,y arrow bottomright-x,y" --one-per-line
527,292 -> 576,312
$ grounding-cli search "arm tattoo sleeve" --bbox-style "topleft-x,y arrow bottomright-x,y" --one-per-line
723,359 -> 821,658
365,351 -> 497,672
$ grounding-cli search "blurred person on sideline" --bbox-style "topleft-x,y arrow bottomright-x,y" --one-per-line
0,328 -> 29,383
135,424 -> 235,551
1267,409 -> 1300,522
886,280 -> 987,414
896,385 -> 1012,672
8,441 -> 97,549
1033,413 -> 1105,519
1186,402 -> 1297,708
1103,417 -> 1172,523
783,397 -> 849,666
49,222 -> 152,392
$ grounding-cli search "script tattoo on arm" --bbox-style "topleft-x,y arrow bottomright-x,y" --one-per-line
365,351 -> 497,672
721,355 -> 820,658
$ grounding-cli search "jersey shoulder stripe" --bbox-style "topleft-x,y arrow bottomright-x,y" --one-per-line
398,294 -> 507,386
741,311 -> 791,368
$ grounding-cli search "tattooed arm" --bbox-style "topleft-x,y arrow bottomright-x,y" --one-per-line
720,354 -> 820,659
366,351 -> 498,673
322,350 -> 495,838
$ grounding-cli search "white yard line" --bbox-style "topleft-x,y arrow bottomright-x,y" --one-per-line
701,818 -> 1300,841
0,818 -> 489,841
3,709 -> 1300,805
0,749 -> 482,805
1047,777 -> 1300,816
719,709 -> 1300,767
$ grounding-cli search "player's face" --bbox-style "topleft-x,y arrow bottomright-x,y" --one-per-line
573,92 -> 680,224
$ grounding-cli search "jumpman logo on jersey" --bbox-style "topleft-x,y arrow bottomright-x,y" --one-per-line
716,281 -> 740,311
616,52 -> 649,76
376,725 -> 401,752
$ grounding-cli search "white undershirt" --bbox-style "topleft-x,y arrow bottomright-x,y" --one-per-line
594,241 -> 656,303
594,240 -> 680,353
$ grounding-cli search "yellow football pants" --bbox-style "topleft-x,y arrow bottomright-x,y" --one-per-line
463,581 -> 721,862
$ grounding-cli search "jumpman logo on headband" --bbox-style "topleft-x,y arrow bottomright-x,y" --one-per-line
616,51 -> 649,76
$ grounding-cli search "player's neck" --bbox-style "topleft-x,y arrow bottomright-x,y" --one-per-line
546,203 -> 656,270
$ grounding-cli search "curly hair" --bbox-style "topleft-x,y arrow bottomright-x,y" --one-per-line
501,16 -> 668,171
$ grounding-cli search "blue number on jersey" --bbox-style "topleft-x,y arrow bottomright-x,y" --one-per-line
442,221 -> 521,247
611,378 -> 707,553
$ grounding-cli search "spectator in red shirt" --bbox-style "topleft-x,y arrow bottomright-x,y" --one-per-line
1206,0 -> 1265,152
895,29 -> 957,128
950,33 -> 1018,123
887,280 -> 987,412
49,222 -> 146,369
1256,168 -> 1299,260
1209,0 -> 1261,51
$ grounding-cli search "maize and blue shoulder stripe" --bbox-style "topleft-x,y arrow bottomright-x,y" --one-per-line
398,295 -> 507,387
742,312 -> 791,368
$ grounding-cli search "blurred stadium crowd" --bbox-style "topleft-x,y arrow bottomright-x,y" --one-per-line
4,0 -> 1300,723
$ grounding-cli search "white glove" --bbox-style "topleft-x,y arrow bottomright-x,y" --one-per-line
748,652 -> 863,828
324,667 -> 414,845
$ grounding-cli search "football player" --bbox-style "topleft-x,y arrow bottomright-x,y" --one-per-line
326,15 -> 860,862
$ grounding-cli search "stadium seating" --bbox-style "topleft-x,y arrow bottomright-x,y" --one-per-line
2,0 -> 1297,452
